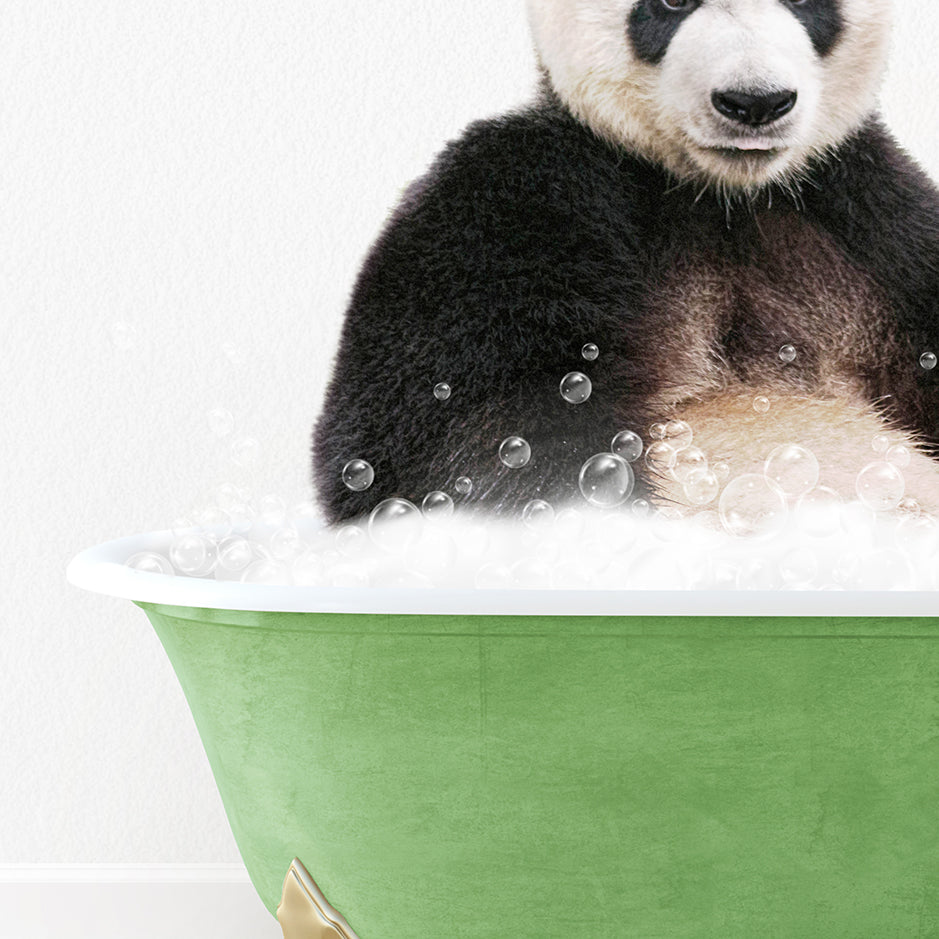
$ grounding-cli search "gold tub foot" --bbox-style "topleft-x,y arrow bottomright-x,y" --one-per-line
277,858 -> 361,939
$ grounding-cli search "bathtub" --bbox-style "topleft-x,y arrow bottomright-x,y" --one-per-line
68,528 -> 939,937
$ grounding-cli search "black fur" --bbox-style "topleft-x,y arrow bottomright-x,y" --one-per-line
784,0 -> 843,58
312,99 -> 939,524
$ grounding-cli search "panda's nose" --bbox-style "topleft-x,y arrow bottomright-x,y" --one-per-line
711,89 -> 798,126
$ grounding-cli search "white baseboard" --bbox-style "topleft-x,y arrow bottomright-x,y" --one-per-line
0,866 -> 282,939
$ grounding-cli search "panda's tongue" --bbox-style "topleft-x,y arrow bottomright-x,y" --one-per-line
732,139 -> 776,151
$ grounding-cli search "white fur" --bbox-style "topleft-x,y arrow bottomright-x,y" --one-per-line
526,0 -> 894,190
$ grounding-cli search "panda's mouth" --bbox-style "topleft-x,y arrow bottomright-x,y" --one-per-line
710,146 -> 781,160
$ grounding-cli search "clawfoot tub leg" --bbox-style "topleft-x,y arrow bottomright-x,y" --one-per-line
277,858 -> 361,939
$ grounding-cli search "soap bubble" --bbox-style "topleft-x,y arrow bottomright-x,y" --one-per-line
169,533 -> 216,575
342,459 -> 374,492
664,420 -> 693,451
331,565 -> 370,588
241,559 -> 289,585
718,474 -> 787,539
736,557 -> 781,591
192,506 -> 232,540
886,444 -> 911,469
422,490 -> 455,519
645,441 -> 677,475
796,486 -> 842,538
227,501 -> 256,534
455,476 -> 473,496
578,453 -> 634,507
560,371 -> 592,404
753,396 -> 771,414
207,408 -> 235,437
683,469 -> 719,506
712,461 -> 731,482
231,435 -> 260,467
511,558 -> 553,589
856,461 -> 905,512
921,352 -> 937,370
629,548 -> 687,590
292,550 -> 325,586
871,434 -> 890,454
335,525 -> 367,558
611,430 -> 643,463
216,536 -> 253,572
581,343 -> 599,361
368,498 -> 423,552
434,382 -> 452,401
258,493 -> 287,526
475,562 -> 513,590
631,498 -> 652,518
779,548 -> 819,585
649,423 -> 667,440
126,552 -> 173,575
499,436 -> 532,468
778,344 -> 797,364
764,444 -> 819,499
522,499 -> 555,529
289,500 -> 320,525
270,525 -> 304,561
673,446 -> 707,482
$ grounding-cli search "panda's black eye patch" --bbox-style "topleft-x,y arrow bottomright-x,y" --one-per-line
782,0 -> 843,57
628,0 -> 701,66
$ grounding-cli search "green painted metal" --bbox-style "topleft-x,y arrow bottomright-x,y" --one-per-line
138,603 -> 939,937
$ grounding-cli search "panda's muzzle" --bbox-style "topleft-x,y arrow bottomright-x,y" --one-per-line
711,89 -> 798,127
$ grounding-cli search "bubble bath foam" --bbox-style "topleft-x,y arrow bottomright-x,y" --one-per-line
68,528 -> 939,938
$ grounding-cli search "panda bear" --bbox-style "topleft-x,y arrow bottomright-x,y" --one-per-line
312,0 -> 939,525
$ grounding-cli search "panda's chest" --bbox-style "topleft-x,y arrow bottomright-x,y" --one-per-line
637,211 -> 890,408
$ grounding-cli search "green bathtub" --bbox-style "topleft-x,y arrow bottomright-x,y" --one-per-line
69,531 -> 939,937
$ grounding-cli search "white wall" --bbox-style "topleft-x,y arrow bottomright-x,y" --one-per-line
0,0 -> 936,889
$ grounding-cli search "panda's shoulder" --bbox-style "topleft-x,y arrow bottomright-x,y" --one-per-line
417,104 -> 644,213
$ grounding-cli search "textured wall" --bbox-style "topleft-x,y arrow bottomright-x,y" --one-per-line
1,1 -> 936,864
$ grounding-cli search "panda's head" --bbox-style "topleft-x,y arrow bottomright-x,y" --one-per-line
527,0 -> 893,191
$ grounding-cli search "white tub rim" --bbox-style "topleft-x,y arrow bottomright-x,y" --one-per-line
67,529 -> 939,618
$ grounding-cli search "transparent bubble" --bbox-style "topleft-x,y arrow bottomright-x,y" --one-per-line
126,552 -> 173,575
213,483 -> 251,514
270,525 -> 304,561
673,446 -> 707,482
422,490 -> 455,519
231,435 -> 260,467
335,525 -> 367,558
886,444 -> 911,469
578,453 -> 635,508
664,420 -> 693,451
920,352 -> 937,370
560,371 -> 592,405
207,408 -> 235,437
227,501 -> 256,534
434,382 -> 452,401
475,562 -> 513,590
856,461 -> 905,512
651,506 -> 685,542
581,343 -> 599,362
289,500 -> 320,526
649,423 -> 667,441
331,565 -> 370,588
853,550 -> 915,591
342,459 -> 374,492
753,396 -> 771,414
169,533 -> 216,575
522,499 -> 555,529
499,436 -> 532,469
611,430 -> 643,463
871,434 -> 890,454
216,536 -> 254,572
645,441 -> 677,475
796,486 -> 842,538
258,493 -> 287,526
778,344 -> 797,364
555,507 -> 586,539
712,461 -> 731,482
736,557 -> 781,591
292,550 -> 325,586
455,476 -> 473,496
368,498 -> 423,552
764,444 -> 819,499
109,321 -> 135,350
718,474 -> 788,539
241,559 -> 289,585
779,548 -> 818,585
631,498 -> 652,519
193,505 -> 232,539
511,558 -> 553,589
683,469 -> 719,506
628,548 -> 688,590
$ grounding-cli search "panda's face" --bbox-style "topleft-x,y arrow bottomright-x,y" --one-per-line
527,0 -> 893,190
